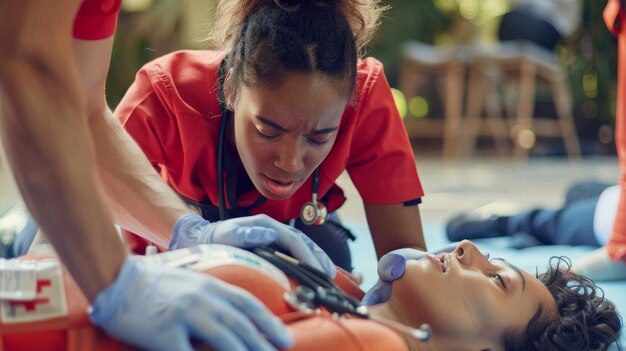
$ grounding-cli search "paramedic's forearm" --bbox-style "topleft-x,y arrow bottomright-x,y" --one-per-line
0,0 -> 127,301
364,202 -> 427,258
72,37 -> 189,247
90,108 -> 190,247
0,91 -> 127,301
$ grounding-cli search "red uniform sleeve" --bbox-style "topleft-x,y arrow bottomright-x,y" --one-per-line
606,0 -> 626,261
115,51 -> 226,205
72,0 -> 122,40
346,61 -> 423,204
114,66 -> 180,176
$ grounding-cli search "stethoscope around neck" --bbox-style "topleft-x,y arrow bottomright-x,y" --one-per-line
217,107 -> 328,226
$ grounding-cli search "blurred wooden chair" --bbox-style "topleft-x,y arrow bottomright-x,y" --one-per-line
458,41 -> 582,160
398,41 -> 468,158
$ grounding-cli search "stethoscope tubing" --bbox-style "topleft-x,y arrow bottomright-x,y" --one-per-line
217,107 -> 229,220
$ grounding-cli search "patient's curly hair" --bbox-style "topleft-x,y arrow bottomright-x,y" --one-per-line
503,257 -> 622,351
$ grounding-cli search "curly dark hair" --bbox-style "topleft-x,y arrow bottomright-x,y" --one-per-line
503,257 -> 622,351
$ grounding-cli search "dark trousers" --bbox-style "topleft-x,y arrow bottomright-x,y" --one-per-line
506,199 -> 601,246
505,182 -> 611,246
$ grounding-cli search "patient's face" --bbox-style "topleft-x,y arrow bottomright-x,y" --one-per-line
392,241 -> 556,348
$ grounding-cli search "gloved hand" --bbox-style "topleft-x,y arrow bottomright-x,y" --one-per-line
90,256 -> 293,351
170,213 -> 336,278
362,244 -> 458,306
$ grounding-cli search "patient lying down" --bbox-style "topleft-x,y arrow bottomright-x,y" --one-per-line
0,240 -> 621,351
368,240 -> 621,351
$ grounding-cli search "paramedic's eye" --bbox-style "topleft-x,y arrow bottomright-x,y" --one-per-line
492,273 -> 506,288
256,128 -> 279,140
307,137 -> 330,146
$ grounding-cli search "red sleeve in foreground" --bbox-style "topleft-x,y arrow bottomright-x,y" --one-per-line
607,0 -> 626,262
73,0 -> 122,40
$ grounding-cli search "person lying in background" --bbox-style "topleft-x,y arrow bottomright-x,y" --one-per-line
445,180 -> 626,281
1,240 -> 620,351
446,180 -> 616,248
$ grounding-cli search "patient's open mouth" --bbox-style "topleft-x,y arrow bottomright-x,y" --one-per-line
436,254 -> 447,273
428,253 -> 448,273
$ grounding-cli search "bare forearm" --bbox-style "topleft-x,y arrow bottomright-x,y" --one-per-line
0,60 -> 126,301
364,202 -> 427,258
90,108 -> 190,247
0,0 -> 126,301
72,37 -> 189,247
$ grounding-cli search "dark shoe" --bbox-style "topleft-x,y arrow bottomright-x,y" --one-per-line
446,213 -> 507,242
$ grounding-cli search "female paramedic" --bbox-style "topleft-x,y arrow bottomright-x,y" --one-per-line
1,240 -> 620,350
573,0 -> 626,280
115,0 -> 426,272
1,1 -> 336,351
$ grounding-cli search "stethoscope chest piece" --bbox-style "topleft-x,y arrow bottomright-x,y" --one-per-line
299,167 -> 327,226
300,200 -> 327,226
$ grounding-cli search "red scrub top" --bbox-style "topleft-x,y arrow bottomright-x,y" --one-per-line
115,50 -> 423,223
73,0 -> 121,40
605,0 -> 626,262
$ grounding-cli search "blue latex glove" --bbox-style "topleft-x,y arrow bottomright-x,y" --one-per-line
362,244 -> 458,306
90,256 -> 293,351
170,213 -> 336,278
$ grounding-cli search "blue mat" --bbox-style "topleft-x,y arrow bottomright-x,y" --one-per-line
346,221 -> 625,349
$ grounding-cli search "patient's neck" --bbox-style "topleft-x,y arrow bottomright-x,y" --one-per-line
367,301 -> 428,351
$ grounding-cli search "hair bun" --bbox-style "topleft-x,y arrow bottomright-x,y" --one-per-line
273,0 -> 301,11
273,0 -> 335,11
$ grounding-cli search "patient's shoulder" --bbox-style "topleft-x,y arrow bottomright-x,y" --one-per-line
288,315 -> 409,351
